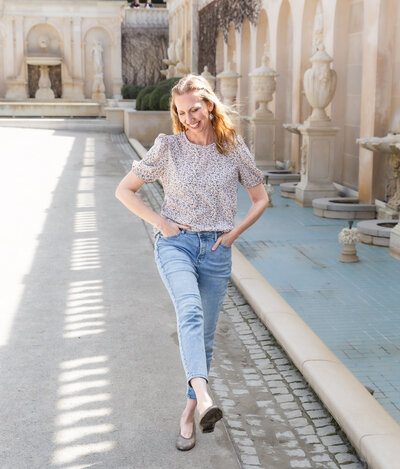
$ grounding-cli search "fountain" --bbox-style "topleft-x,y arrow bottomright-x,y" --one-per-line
357,133 -> 400,259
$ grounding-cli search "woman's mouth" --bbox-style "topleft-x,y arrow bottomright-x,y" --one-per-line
188,121 -> 200,129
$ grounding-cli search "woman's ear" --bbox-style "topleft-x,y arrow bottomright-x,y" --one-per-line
208,102 -> 214,113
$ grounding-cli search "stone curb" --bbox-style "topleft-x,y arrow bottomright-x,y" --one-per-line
231,246 -> 400,469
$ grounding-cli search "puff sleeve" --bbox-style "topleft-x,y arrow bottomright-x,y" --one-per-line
235,136 -> 264,188
131,133 -> 168,182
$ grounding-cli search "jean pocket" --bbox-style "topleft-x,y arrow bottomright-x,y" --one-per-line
162,229 -> 183,240
219,242 -> 231,249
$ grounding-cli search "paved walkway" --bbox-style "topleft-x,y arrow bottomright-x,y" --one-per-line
0,127 -> 363,468
236,185 -> 400,424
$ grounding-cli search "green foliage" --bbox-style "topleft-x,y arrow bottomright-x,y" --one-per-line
136,84 -> 157,110
159,93 -> 170,111
142,93 -> 152,110
138,77 -> 179,111
121,84 -> 144,99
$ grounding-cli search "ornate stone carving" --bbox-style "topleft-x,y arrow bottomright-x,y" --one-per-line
91,40 -> 106,101
357,134 -> 400,212
35,65 -> 54,100
303,3 -> 337,123
339,226 -> 360,263
300,140 -> 308,175
249,43 -> 278,118
201,66 -> 216,90
216,63 -> 241,105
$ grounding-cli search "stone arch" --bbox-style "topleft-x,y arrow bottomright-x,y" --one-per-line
275,0 -> 293,161
26,22 -> 62,56
239,18 -> 251,114
300,0 -> 321,122
332,0 -> 364,188
84,27 -> 112,99
256,9 -> 269,68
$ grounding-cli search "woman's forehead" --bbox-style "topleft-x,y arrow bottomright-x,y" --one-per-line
175,92 -> 204,111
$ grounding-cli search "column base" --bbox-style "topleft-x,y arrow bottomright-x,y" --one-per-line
389,223 -> 400,260
295,184 -> 337,207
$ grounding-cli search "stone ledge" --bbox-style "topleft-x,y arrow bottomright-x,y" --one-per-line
231,246 -> 400,469
312,197 -> 376,212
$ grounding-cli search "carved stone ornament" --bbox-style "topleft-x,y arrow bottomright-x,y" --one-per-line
216,62 -> 241,105
357,135 -> 400,212
249,43 -> 278,118
339,227 -> 360,263
338,228 -> 361,245
300,140 -> 308,175
201,66 -> 216,90
303,45 -> 337,122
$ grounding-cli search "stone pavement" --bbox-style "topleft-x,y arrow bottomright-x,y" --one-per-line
235,185 -> 400,424
0,127 -> 362,468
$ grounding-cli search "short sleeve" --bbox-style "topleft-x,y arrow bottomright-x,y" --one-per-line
131,133 -> 168,182
235,137 -> 264,188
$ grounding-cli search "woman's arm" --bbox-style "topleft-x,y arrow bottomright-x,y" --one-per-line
115,172 -> 189,237
212,183 -> 269,250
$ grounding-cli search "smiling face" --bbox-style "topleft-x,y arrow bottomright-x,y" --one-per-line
174,91 -> 214,135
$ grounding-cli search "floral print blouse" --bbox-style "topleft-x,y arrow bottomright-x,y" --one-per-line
131,131 -> 263,232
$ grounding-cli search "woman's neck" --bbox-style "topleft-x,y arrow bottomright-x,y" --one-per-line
185,126 -> 215,146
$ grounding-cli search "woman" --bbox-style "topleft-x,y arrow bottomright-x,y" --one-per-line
115,74 -> 268,451
144,0 -> 154,7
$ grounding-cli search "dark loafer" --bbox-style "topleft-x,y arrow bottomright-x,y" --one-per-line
176,422 -> 196,451
198,405 -> 223,433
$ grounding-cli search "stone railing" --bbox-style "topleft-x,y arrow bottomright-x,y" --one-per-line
124,8 -> 168,28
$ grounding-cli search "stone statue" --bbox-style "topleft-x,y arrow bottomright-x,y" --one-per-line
91,40 -> 104,75
91,40 -> 106,101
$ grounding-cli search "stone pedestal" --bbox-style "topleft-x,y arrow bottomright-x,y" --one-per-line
249,114 -> 276,169
296,122 -> 339,206
389,222 -> 400,260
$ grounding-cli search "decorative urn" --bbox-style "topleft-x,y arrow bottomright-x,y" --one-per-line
249,46 -> 278,118
201,66 -> 216,91
216,63 -> 241,105
303,45 -> 337,122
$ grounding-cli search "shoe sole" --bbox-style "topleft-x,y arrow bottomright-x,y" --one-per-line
199,406 -> 223,433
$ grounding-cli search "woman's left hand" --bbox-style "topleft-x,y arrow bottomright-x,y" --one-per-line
212,231 -> 236,251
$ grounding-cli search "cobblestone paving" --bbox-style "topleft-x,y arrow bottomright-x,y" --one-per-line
114,133 -> 364,469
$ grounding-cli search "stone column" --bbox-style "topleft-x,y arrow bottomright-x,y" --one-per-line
112,21 -> 123,99
389,223 -> 400,260
295,40 -> 338,206
190,0 -> 199,73
5,16 -> 27,99
72,17 -> 84,99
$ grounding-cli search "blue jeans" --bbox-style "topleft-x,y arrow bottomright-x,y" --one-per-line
154,229 -> 232,400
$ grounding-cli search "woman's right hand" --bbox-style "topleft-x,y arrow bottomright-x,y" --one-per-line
159,219 -> 191,237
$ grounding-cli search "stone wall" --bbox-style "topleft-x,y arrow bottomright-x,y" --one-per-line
122,27 -> 168,86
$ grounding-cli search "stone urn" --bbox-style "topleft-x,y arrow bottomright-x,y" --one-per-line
338,223 -> 360,262
249,48 -> 278,118
217,63 -> 241,105
201,66 -> 216,91
36,65 -> 54,100
303,45 -> 337,122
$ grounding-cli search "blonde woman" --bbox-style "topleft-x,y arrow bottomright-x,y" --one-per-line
116,74 -> 268,451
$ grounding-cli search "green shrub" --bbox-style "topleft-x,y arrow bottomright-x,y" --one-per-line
121,84 -> 144,99
135,78 -> 180,111
159,93 -> 170,111
136,84 -> 156,110
142,93 -> 152,110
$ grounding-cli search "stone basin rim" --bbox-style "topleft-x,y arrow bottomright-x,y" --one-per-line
313,197 -> 376,212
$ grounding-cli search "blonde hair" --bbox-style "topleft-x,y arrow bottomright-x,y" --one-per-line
170,74 -> 237,155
